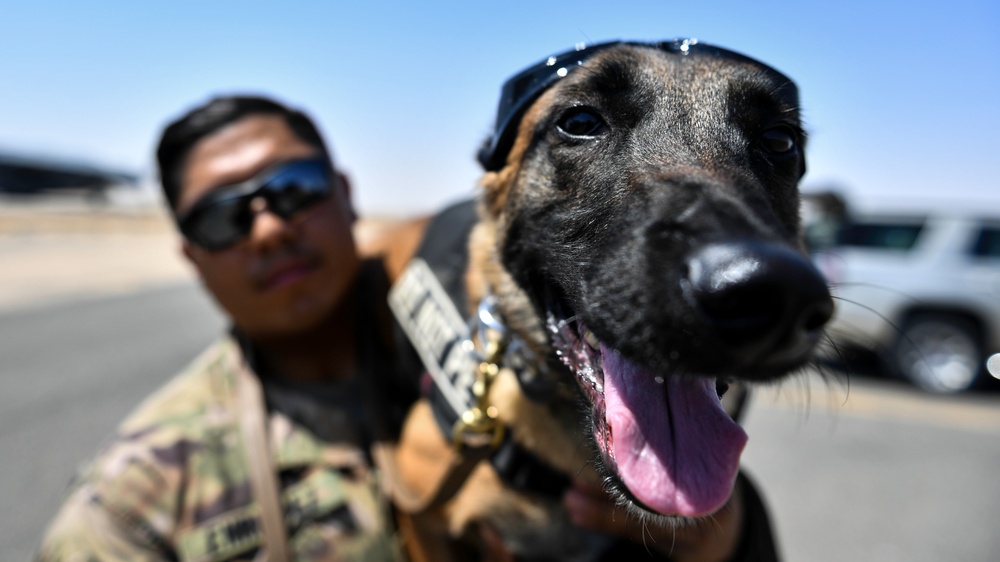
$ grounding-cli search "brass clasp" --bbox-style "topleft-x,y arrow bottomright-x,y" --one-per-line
452,297 -> 507,451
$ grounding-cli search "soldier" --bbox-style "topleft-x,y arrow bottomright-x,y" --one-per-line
37,95 -> 417,561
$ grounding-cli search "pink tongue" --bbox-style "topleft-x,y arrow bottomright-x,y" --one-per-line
602,345 -> 747,517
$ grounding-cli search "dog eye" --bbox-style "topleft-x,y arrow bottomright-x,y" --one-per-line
556,108 -> 607,137
760,127 -> 797,154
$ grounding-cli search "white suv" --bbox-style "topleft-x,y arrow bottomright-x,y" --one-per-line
806,197 -> 1000,393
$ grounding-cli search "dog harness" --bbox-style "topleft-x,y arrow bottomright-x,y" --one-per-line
387,199 -> 569,511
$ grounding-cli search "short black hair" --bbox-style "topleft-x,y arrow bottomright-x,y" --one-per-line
156,95 -> 331,212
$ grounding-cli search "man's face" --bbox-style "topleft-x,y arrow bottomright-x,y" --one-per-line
176,114 -> 360,337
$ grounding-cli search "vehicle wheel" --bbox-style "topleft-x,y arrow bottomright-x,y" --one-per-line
892,314 -> 983,393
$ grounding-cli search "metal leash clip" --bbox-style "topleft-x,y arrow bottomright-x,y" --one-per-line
451,296 -> 507,451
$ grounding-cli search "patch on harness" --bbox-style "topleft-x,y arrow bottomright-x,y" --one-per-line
388,258 -> 478,419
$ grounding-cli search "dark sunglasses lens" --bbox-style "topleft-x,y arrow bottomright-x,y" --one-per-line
185,196 -> 252,250
181,159 -> 331,251
264,161 -> 331,218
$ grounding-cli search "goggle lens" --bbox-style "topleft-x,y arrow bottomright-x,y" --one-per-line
179,158 -> 331,251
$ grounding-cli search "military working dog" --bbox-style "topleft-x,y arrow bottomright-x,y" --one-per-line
379,39 -> 834,561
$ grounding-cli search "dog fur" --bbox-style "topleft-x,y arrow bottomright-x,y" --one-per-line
380,41 -> 833,561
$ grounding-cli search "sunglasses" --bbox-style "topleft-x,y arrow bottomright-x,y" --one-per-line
476,38 -> 797,171
178,157 -> 333,251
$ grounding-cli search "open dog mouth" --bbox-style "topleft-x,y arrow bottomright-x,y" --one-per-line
544,299 -> 748,518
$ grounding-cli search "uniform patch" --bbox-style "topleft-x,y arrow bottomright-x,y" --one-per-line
178,503 -> 262,561
388,258 -> 478,417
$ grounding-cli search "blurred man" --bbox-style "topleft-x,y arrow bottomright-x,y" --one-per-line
37,95 -> 418,561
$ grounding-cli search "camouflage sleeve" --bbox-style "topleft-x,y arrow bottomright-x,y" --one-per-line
36,484 -> 173,562
36,428 -> 186,561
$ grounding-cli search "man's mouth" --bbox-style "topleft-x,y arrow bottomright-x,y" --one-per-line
545,301 -> 747,518
256,254 -> 320,291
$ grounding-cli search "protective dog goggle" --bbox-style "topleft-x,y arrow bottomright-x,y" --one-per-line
178,157 -> 332,251
477,38 -> 797,171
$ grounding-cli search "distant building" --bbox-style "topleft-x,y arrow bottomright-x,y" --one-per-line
0,151 -> 138,196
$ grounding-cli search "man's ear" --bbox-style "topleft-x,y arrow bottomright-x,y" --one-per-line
180,238 -> 203,271
181,238 -> 194,261
337,171 -> 357,223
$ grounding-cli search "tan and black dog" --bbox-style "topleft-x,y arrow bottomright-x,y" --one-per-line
375,39 -> 834,562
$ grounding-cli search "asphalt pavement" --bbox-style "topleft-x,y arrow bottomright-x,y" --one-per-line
0,283 -> 226,559
742,379 -> 1000,561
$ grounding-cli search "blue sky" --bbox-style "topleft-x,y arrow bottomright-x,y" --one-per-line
1,1 -> 997,215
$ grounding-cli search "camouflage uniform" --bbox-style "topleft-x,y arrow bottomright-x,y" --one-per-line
37,337 -> 404,562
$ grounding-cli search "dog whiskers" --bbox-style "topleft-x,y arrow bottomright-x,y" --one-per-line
830,295 -> 907,338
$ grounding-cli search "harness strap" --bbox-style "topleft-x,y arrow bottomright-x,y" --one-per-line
491,437 -> 569,496
371,440 -> 495,514
236,356 -> 290,562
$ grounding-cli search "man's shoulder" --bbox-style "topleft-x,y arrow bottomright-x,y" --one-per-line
38,338 -> 258,559
73,336 -> 246,493
118,337 -> 242,435
49,338 -> 252,534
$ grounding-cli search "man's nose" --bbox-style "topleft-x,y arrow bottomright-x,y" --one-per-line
247,196 -> 295,250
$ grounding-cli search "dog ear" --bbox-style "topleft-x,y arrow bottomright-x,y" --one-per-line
478,168 -> 514,218
479,114 -> 538,219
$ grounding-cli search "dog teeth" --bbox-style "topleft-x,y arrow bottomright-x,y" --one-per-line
584,369 -> 604,393
716,379 -> 730,399
583,330 -> 601,349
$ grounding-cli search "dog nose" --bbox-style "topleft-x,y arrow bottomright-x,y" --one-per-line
684,242 -> 834,372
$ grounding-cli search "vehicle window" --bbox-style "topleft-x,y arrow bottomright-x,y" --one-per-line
970,226 -> 1000,258
839,221 -> 924,250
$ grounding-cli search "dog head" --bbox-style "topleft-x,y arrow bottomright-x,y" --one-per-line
475,40 -> 833,518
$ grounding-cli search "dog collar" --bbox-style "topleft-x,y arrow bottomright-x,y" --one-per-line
477,37 -> 798,171
389,258 -> 549,439
389,256 -> 569,500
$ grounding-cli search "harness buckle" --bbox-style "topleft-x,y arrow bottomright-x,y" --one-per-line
452,301 -> 508,452
451,404 -> 505,451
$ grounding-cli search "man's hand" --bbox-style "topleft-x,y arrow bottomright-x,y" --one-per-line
563,478 -> 744,562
